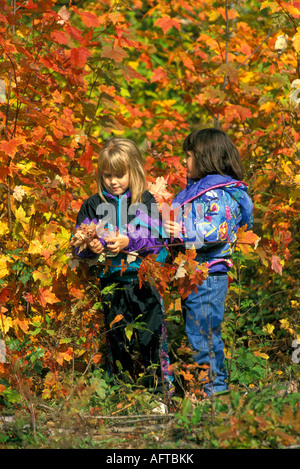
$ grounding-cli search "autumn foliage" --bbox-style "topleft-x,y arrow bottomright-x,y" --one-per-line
0,0 -> 299,407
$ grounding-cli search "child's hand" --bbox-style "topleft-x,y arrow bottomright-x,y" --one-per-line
89,238 -> 105,254
163,220 -> 182,238
106,235 -> 129,255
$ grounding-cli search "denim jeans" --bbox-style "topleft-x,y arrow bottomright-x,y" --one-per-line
183,273 -> 229,396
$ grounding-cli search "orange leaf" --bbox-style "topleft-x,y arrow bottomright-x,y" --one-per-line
101,45 -> 128,63
78,142 -> 94,173
70,47 -> 91,67
236,227 -> 260,254
179,370 -> 194,381
110,314 -> 123,328
154,15 -> 181,34
0,138 -> 20,158
151,67 -> 168,83
92,354 -> 102,364
38,288 -> 60,308
50,30 -> 69,45
79,11 -> 100,28
56,347 -> 73,365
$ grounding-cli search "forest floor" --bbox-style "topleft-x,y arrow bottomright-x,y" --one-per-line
1,379 -> 299,450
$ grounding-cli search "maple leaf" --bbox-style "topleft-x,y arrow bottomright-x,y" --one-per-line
56,346 -> 73,366
225,104 -> 252,123
147,176 -> 173,203
14,205 -> 31,229
0,138 -> 20,158
70,46 -> 91,68
101,45 -> 128,63
138,255 -> 173,296
271,255 -> 283,275
50,30 -> 69,45
70,222 -> 97,252
57,191 -> 73,212
12,185 -> 26,202
236,227 -> 260,254
79,11 -> 101,28
0,313 -> 12,334
28,239 -> 43,255
151,67 -> 168,83
57,5 -> 70,25
172,251 -> 208,298
0,256 -> 10,279
154,15 -> 181,34
38,287 -> 60,308
13,314 -> 30,334
78,142 -> 94,173
121,64 -> 148,84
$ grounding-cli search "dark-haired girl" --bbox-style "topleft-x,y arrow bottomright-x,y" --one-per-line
164,128 -> 253,396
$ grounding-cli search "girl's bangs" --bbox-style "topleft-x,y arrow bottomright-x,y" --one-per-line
100,152 -> 128,176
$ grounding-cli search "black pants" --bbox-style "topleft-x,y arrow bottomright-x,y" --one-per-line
101,278 -> 163,390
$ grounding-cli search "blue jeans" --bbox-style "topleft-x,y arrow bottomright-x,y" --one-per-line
183,273 -> 229,396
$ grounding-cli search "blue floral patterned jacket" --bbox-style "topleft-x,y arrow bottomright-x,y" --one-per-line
172,174 -> 253,273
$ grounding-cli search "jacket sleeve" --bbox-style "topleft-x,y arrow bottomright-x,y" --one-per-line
182,190 -> 233,251
126,194 -> 166,256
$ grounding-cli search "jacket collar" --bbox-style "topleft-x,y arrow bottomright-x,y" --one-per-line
102,190 -> 131,202
173,174 -> 242,207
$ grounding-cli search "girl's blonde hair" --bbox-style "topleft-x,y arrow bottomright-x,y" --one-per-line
97,137 -> 146,204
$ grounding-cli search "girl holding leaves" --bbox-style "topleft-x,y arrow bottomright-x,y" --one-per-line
164,128 -> 253,396
72,137 -> 172,400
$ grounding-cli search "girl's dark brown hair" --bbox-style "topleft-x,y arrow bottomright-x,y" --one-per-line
183,128 -> 244,180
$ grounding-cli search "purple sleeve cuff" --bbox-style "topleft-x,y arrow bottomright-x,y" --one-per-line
75,238 -> 105,259
127,227 -> 162,255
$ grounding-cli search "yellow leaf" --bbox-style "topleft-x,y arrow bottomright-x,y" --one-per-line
0,256 -> 10,279
33,267 -> 52,286
294,174 -> 300,184
292,30 -> 300,52
259,101 -> 275,113
262,323 -> 275,335
0,313 -> 13,334
0,222 -> 9,237
260,1 -> 277,11
279,318 -> 294,335
279,318 -> 290,329
14,205 -> 31,228
28,239 -> 43,255
56,347 -> 73,366
241,71 -> 255,83
259,353 -> 269,360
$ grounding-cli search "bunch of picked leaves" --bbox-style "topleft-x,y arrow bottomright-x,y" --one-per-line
69,222 -> 111,253
69,223 -> 98,253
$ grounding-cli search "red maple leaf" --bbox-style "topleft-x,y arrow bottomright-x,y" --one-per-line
271,255 -> 283,275
154,15 -> 181,34
78,142 -> 94,173
70,46 -> 91,67
79,11 -> 100,28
